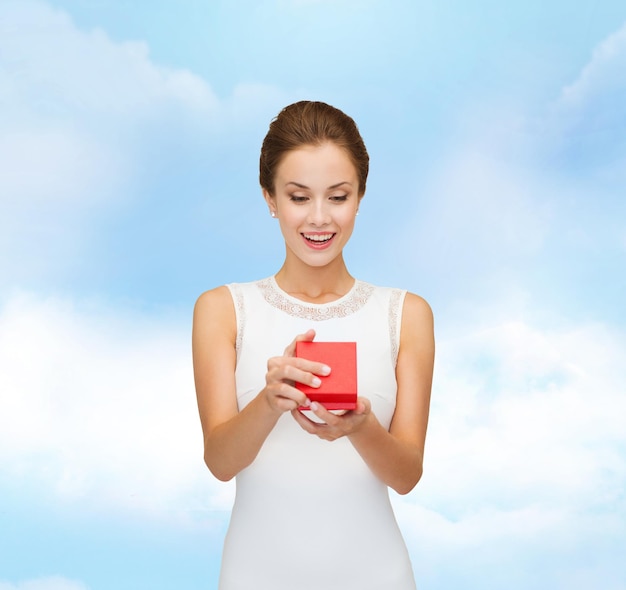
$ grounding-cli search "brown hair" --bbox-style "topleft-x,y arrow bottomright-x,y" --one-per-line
259,101 -> 369,197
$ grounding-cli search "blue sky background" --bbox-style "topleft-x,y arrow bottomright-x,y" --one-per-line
1,1 -> 625,588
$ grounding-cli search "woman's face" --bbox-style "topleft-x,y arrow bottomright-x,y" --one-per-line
265,142 -> 361,269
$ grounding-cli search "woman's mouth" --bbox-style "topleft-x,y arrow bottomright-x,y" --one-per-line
302,233 -> 336,249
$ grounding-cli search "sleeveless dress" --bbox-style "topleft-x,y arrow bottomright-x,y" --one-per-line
220,276 -> 416,590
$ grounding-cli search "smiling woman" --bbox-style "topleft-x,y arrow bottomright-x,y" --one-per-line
192,101 -> 435,590
265,142 -> 360,274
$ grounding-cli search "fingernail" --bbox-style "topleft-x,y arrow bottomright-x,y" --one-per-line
321,365 -> 331,375
304,398 -> 311,407
312,377 -> 321,387
310,402 -> 319,412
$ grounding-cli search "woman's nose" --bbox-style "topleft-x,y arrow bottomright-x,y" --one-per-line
307,199 -> 330,226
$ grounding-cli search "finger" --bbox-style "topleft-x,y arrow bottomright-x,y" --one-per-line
309,401 -> 341,426
268,356 -> 330,387
277,363 -> 324,390
291,410 -> 338,441
275,398 -> 299,412
354,397 -> 371,415
283,329 -> 316,356
289,357 -> 331,378
267,354 -> 323,371
275,351 -> 331,377
267,381 -> 306,410
291,408 -> 320,433
269,381 -> 311,408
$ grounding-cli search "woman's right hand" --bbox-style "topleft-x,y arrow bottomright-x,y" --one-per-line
263,329 -> 331,413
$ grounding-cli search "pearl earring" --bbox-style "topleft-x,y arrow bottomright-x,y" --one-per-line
270,211 -> 276,218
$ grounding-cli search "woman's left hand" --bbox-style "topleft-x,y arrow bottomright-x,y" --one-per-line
291,397 -> 372,441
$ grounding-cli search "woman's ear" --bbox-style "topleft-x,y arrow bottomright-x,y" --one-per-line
263,189 -> 277,218
356,192 -> 365,215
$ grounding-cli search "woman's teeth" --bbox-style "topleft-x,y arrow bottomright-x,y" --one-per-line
303,233 -> 334,243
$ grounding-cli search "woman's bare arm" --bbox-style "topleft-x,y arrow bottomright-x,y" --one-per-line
291,292 -> 435,494
193,286 -> 329,481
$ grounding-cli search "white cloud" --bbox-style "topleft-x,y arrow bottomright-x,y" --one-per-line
426,149 -> 549,255
548,20 -> 626,180
0,578 -> 88,590
398,141 -> 553,301
0,0 -> 215,286
379,24 -> 626,583
0,0 -> 289,204
0,0 -> 218,209
390,22 -> 626,314
0,127 -> 119,205
0,293 -> 231,515
0,0 -> 290,287
0,0 -> 218,210
1,7 -> 624,583
0,0 -> 218,117
417,317 -> 626,509
394,501 -> 625,588
1,292 -> 623,579
560,21 -> 626,109
388,314 -> 626,586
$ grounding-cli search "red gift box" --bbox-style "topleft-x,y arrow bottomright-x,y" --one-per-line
295,341 -> 357,410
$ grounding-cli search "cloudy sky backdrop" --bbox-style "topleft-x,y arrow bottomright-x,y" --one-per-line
1,1 -> 625,588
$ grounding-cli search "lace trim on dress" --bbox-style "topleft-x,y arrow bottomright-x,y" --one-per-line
228,283 -> 245,356
257,277 -> 375,321
389,289 -> 405,367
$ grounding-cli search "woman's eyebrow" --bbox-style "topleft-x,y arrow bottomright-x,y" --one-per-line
285,181 -> 353,189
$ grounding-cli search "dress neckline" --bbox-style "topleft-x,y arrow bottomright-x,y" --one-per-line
256,276 -> 375,321
269,275 -> 359,306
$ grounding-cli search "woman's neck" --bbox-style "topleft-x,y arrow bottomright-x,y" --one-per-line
274,256 -> 354,304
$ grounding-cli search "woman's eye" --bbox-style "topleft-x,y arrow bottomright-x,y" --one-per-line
290,195 -> 308,202
330,194 -> 349,202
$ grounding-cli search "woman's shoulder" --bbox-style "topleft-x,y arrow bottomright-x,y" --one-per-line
194,276 -> 273,319
193,285 -> 238,343
363,281 -> 431,310
195,277 -> 265,306
194,284 -> 233,311
400,291 -> 434,340
402,291 -> 433,315
193,284 -> 240,333
362,281 -> 433,328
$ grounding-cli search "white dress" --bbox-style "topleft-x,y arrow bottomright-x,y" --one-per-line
220,276 -> 416,590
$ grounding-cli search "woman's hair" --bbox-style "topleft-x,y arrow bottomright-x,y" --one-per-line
260,101 -> 369,197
